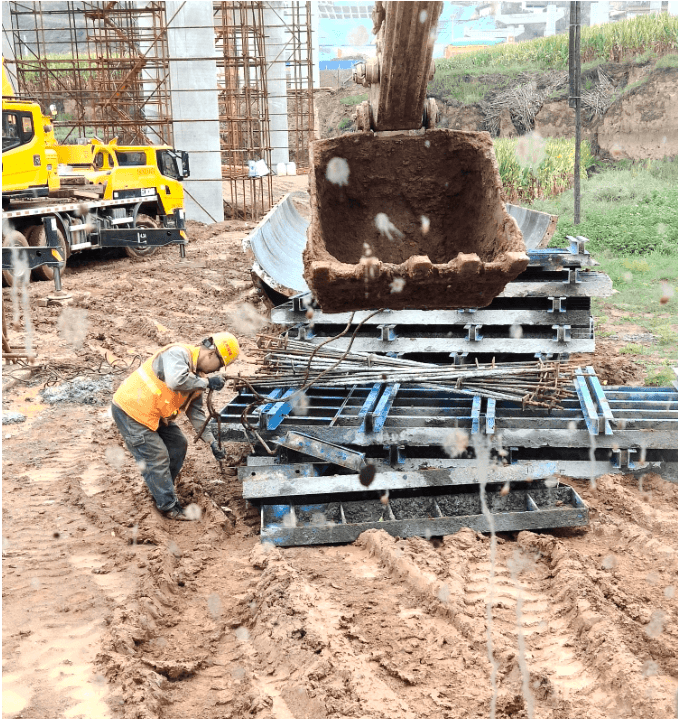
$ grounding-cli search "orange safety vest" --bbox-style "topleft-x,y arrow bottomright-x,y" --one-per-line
113,343 -> 204,431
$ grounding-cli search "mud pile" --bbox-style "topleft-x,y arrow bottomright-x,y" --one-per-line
303,129 -> 529,312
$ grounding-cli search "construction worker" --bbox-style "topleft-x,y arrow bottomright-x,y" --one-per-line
111,333 -> 240,521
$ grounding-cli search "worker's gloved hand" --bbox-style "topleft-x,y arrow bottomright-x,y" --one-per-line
211,441 -> 226,461
207,375 -> 225,391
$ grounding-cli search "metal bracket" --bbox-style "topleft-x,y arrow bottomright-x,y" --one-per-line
567,235 -> 590,256
611,448 -> 647,471
486,397 -> 496,435
457,308 -> 477,314
464,324 -> 483,342
471,395 -> 482,435
553,324 -> 571,343
297,325 -> 316,341
292,294 -> 311,313
449,352 -> 469,366
260,388 -> 295,430
386,444 -> 406,466
548,296 -> 567,314
566,268 -> 581,285
378,324 -> 397,342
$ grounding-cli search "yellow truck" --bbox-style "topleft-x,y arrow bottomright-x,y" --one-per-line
2,63 -> 188,286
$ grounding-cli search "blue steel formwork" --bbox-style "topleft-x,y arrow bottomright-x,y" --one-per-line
269,245 -> 612,362
236,195 -> 674,546
217,374 -> 678,546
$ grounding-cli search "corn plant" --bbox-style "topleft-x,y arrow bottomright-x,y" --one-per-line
494,137 -> 592,203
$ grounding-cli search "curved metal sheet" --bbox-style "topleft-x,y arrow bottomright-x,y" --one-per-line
243,193 -> 309,296
245,196 -> 556,297
506,203 -> 558,250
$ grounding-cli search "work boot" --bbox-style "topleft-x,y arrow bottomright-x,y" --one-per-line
162,503 -> 192,521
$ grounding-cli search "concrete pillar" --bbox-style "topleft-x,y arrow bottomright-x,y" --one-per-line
264,1 -> 290,167
669,1 -> 678,15
165,1 -> 224,223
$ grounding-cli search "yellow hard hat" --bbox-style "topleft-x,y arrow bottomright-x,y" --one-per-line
210,332 -> 239,367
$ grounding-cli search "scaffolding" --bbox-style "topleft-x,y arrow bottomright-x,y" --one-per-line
5,1 -> 316,220
214,1 -> 315,220
281,1 -> 315,169
214,1 -> 273,220
264,1 -> 315,169
7,1 -> 172,145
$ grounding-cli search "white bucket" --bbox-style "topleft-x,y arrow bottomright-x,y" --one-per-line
276,162 -> 288,176
286,161 -> 297,176
254,159 -> 270,176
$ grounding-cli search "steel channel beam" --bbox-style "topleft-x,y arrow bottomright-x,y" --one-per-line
278,431 -> 366,471
371,383 -> 400,433
243,462 -> 548,499
261,505 -> 589,547
217,424 -> 678,449
271,307 -> 592,327
574,374 -> 601,435
242,460 -> 664,500
498,273 -> 613,297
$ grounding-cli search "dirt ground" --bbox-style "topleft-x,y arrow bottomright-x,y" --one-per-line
2,174 -> 677,719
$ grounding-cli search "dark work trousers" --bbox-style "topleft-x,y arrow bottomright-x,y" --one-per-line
111,402 -> 188,512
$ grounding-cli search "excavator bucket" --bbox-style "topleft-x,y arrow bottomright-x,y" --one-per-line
303,129 -> 530,313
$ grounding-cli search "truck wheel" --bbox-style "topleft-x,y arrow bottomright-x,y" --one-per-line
25,224 -> 69,282
125,214 -> 159,258
2,231 -> 31,287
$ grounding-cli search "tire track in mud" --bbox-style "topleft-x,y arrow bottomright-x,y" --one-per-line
191,517 -> 676,719
518,530 -> 678,719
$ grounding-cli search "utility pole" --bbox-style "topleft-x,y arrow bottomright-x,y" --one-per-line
569,1 -> 582,225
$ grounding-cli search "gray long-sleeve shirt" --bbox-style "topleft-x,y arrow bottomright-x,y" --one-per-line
152,346 -> 215,444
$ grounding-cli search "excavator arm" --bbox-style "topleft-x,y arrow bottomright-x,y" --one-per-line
302,0 -> 529,313
352,1 -> 442,131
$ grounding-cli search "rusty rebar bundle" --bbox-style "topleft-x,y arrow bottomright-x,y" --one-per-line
234,333 -> 576,409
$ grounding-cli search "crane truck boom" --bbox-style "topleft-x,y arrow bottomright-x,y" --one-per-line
302,1 -> 529,313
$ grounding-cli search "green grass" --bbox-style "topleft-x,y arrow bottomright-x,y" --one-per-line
646,366 -> 677,386
529,158 -> 678,255
529,156 -> 678,386
618,343 -> 646,355
656,52 -> 678,68
340,94 -> 368,106
445,82 -> 490,105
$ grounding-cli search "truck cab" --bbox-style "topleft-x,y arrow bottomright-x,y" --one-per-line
2,99 -> 59,201
56,139 -> 190,216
